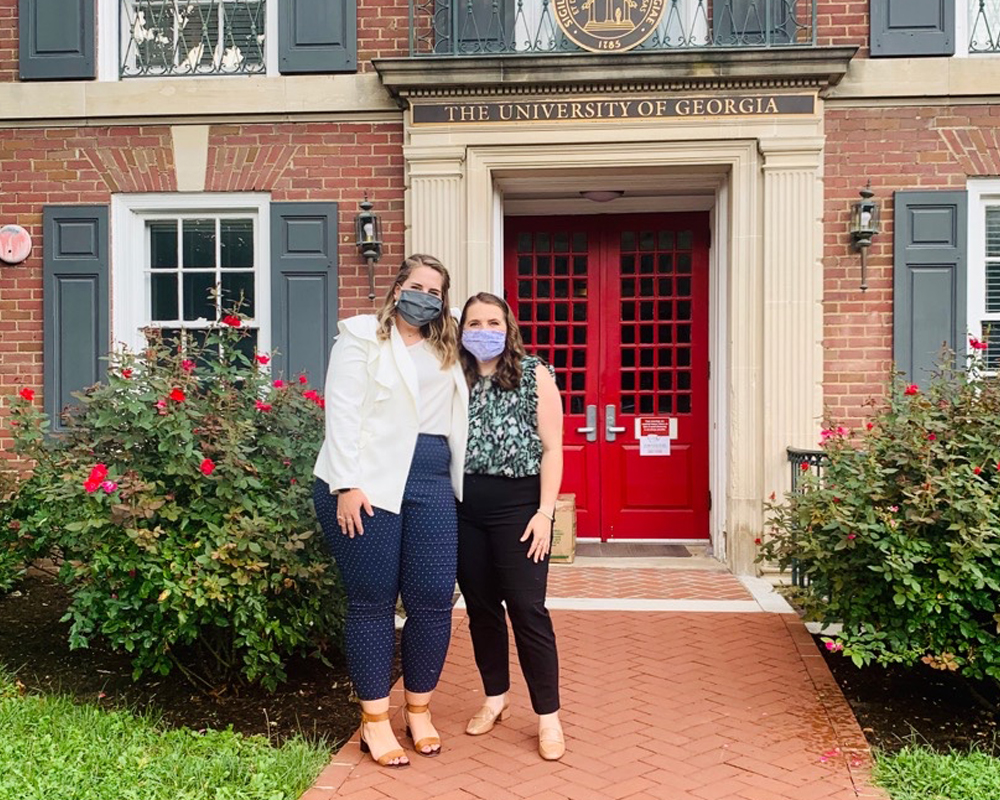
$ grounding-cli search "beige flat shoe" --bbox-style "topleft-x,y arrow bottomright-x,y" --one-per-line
404,703 -> 441,757
466,702 -> 511,736
538,726 -> 565,761
359,710 -> 409,768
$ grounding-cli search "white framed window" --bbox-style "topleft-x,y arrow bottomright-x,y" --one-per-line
112,193 -> 271,358
98,0 -> 279,80
967,180 -> 1000,371
956,0 -> 1000,56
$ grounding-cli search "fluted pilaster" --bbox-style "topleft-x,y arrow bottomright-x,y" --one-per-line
405,146 -> 468,301
759,138 -> 825,520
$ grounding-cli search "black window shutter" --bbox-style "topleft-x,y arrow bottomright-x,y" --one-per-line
713,0 -> 796,46
278,0 -> 357,74
19,0 -> 95,80
270,203 -> 339,387
43,206 -> 109,431
870,0 -> 955,57
893,191 -> 967,383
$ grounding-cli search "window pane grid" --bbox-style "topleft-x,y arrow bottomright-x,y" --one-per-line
619,228 -> 694,417
145,215 -> 256,329
986,208 -> 1000,313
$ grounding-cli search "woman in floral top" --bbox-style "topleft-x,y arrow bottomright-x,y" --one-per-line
456,292 -> 566,761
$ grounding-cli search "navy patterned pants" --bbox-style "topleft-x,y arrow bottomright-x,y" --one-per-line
314,434 -> 458,700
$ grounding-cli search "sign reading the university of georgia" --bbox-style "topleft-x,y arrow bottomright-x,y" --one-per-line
410,94 -> 816,125
553,0 -> 667,53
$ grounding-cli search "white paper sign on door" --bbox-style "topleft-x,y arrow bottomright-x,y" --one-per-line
635,417 -> 674,457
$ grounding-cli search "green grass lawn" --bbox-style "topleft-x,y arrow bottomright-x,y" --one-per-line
875,745 -> 1000,800
0,674 -> 329,800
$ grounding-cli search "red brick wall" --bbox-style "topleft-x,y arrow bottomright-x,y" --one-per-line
358,0 -> 410,68
0,0 -> 16,81
816,0 -> 869,53
822,104 -> 1000,429
0,121 -> 404,459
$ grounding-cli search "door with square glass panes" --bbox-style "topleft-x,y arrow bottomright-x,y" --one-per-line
505,214 -> 709,541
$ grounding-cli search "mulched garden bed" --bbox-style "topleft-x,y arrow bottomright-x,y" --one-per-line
818,636 -> 999,755
0,572 -> 364,747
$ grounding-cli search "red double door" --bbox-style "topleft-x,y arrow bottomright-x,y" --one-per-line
504,214 -> 710,541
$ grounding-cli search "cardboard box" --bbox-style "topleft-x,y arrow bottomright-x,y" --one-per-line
550,493 -> 577,564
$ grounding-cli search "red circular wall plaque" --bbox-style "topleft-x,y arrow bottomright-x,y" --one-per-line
0,225 -> 32,265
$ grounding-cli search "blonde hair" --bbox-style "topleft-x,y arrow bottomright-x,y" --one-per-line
376,254 -> 458,368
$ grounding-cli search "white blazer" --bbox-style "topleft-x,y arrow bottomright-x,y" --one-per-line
312,314 -> 469,514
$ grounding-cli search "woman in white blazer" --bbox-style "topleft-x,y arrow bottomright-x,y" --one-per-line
313,254 -> 468,769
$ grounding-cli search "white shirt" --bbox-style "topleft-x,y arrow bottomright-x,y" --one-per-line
312,315 -> 469,513
408,340 -> 454,437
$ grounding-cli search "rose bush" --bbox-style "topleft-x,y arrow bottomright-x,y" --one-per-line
5,321 -> 343,690
761,349 -> 1000,687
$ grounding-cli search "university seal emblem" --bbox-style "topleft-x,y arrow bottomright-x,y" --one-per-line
553,0 -> 667,53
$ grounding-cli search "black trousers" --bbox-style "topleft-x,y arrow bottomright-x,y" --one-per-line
457,473 -> 560,715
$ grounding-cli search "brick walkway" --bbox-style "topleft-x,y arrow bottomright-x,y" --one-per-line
301,566 -> 886,800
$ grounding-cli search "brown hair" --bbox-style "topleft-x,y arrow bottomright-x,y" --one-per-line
458,292 -> 527,390
376,254 -> 458,368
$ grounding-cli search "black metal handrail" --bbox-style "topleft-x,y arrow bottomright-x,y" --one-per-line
410,0 -> 818,57
785,446 -> 826,589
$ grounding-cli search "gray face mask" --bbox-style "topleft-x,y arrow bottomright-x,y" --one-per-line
396,289 -> 443,327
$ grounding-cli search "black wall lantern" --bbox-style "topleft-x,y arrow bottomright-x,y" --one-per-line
354,194 -> 383,301
849,182 -> 880,292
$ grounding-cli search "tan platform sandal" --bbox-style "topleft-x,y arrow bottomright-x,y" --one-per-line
538,726 -> 565,761
465,701 -> 511,736
359,710 -> 409,768
404,703 -> 442,757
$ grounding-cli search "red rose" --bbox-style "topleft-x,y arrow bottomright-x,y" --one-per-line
83,479 -> 100,493
974,467 -> 982,475
866,422 -> 874,430
255,400 -> 272,412
298,374 -> 308,385
754,538 -> 762,545
18,387 -> 34,401
904,384 -> 919,396
181,359 -> 195,372
273,379 -> 286,389
800,462 -> 809,472
969,336 -> 989,351
927,433 -> 937,441
121,369 -> 133,379
222,315 -> 242,328
169,388 -> 185,403
88,463 -> 108,482
200,458 -> 216,476
255,354 -> 270,365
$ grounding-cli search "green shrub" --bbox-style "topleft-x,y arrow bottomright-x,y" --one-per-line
0,469 -> 51,593
761,354 -> 1000,685
6,320 -> 344,690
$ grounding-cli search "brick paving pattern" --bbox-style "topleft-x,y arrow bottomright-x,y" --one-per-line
303,585 -> 886,799
546,567 -> 753,601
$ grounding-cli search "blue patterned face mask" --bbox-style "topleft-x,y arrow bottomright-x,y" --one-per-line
462,329 -> 507,362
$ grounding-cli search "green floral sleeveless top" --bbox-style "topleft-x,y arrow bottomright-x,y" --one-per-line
465,355 -> 555,478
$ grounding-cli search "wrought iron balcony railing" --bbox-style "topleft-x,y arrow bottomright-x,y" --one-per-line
409,0 -> 818,57
120,0 -> 266,78
970,0 -> 1000,53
